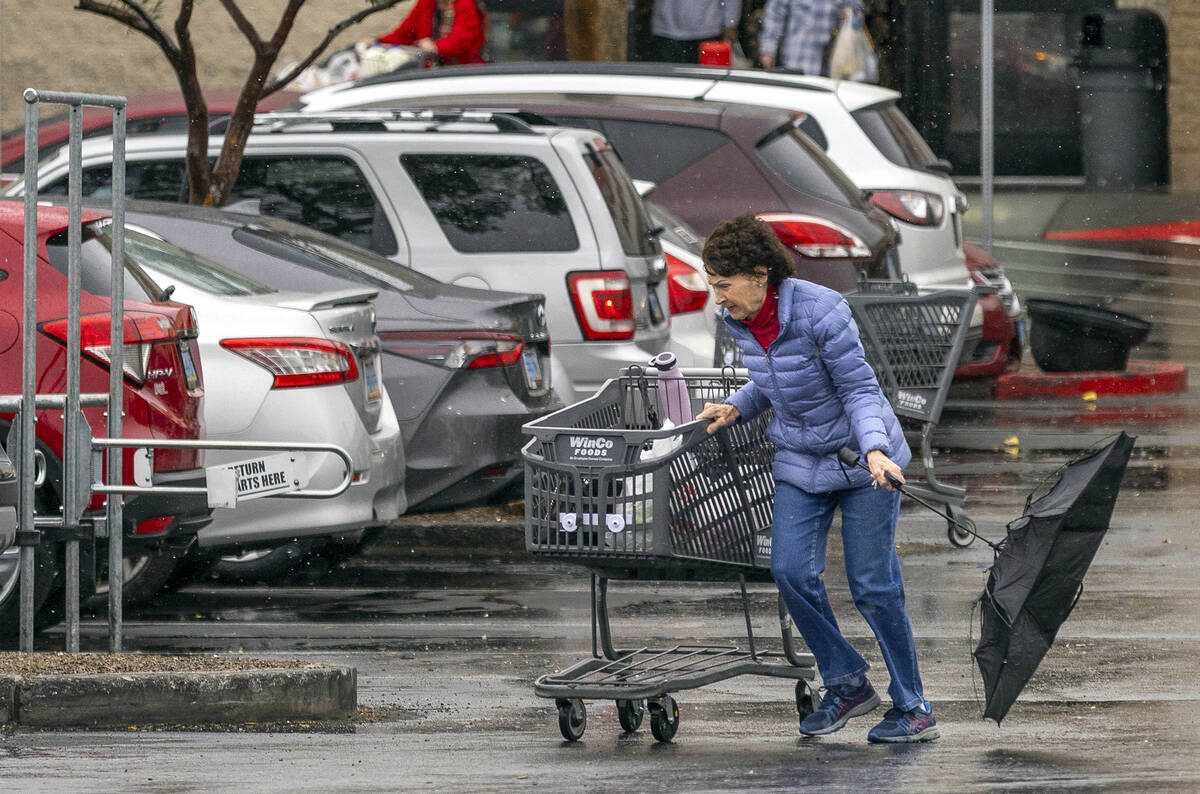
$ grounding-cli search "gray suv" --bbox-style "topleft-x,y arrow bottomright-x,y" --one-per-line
21,110 -> 672,402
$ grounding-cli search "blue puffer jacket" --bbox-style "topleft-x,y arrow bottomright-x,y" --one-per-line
724,278 -> 911,493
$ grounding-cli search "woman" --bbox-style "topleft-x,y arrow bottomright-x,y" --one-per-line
371,0 -> 487,66
696,214 -> 938,743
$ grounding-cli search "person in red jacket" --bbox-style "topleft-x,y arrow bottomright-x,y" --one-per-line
372,0 -> 487,65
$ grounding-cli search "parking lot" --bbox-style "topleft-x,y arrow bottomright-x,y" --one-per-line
0,224 -> 1195,791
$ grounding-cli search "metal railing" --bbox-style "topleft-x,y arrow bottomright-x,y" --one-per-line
9,90 -> 356,652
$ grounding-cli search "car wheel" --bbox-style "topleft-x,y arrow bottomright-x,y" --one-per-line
84,535 -> 195,609
0,446 -> 64,645
210,538 -> 325,584
311,526 -> 385,570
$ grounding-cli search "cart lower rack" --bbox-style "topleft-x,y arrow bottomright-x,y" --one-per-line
523,368 -> 817,742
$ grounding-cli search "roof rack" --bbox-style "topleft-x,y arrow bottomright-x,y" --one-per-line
343,61 -> 834,95
252,109 -> 547,135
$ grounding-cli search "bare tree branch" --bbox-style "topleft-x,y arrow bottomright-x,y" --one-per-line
266,0 -> 308,53
75,0 -> 180,65
262,0 -> 409,96
217,0 -> 268,53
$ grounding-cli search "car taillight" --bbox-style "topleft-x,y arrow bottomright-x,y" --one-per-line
868,190 -> 945,227
40,310 -> 175,384
567,270 -> 635,340
666,254 -> 709,315
756,213 -> 872,259
135,515 -> 174,536
220,337 -> 358,388
379,331 -> 524,369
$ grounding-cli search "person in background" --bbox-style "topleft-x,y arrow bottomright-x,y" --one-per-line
696,214 -> 939,744
649,0 -> 741,64
759,0 -> 861,73
370,0 -> 487,65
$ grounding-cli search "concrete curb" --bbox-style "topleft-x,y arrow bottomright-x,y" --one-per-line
0,665 -> 355,729
994,360 -> 1188,399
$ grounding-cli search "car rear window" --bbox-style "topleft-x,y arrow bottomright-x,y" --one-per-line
45,223 -> 160,302
117,227 -> 274,296
755,123 -> 864,208
583,141 -> 659,258
587,119 -> 727,185
400,153 -> 579,253
231,224 -> 444,293
851,101 -> 939,170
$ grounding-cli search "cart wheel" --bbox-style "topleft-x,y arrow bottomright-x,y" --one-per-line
947,509 -> 977,548
795,680 -> 819,721
616,699 -> 645,733
556,698 -> 587,742
648,695 -> 679,742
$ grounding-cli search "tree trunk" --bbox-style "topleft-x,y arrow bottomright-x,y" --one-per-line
564,0 -> 627,62
207,56 -> 274,206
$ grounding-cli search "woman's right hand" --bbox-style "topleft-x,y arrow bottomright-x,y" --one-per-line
697,402 -> 740,434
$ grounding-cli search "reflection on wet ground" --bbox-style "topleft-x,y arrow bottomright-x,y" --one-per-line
16,232 -> 1200,790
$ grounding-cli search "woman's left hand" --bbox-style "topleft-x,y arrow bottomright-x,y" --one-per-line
416,37 -> 437,52
866,450 -> 905,491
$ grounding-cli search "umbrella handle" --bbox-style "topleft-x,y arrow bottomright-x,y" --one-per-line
836,447 -> 995,549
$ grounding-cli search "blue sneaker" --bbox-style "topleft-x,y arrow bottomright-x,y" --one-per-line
867,705 -> 940,743
799,680 -> 880,736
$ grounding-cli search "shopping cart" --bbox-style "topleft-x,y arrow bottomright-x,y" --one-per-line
844,281 -> 980,547
522,367 -> 817,742
713,281 -> 980,547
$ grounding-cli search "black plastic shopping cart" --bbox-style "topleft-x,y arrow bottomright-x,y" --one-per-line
844,282 -> 980,546
712,281 -> 980,547
522,367 -> 816,742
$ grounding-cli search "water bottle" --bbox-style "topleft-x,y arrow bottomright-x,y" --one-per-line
649,351 -> 693,426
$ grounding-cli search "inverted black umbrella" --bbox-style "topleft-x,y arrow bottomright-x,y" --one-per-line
839,434 -> 1136,724
973,432 -> 1135,724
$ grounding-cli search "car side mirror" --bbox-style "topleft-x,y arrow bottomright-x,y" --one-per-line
926,159 -> 954,175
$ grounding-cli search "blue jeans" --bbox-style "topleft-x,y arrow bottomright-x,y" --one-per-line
772,480 -> 927,713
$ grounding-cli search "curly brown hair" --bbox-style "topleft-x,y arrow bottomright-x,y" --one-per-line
702,213 -> 792,287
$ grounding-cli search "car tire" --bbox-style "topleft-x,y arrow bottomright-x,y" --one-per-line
312,526 -> 385,570
83,535 -> 195,610
210,537 -> 325,584
0,444 -> 64,646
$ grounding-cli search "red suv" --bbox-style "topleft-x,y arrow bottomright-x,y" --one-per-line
0,201 -> 210,639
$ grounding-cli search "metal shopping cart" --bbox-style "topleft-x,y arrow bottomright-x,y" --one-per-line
713,281 -> 980,547
522,367 -> 817,742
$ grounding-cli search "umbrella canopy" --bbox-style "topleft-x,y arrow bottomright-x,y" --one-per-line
974,432 -> 1136,724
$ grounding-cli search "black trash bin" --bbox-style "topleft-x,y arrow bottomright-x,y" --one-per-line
1077,9 -> 1168,190
1026,299 -> 1151,372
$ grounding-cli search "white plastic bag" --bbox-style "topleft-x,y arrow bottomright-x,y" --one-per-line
827,6 -> 878,83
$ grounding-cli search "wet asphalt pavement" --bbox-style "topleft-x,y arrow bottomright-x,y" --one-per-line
3,226 -> 1200,792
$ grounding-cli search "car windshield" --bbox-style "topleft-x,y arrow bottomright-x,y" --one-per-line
755,121 -> 865,208
105,224 -> 275,296
229,222 -> 445,293
44,222 -> 161,303
851,101 -> 939,170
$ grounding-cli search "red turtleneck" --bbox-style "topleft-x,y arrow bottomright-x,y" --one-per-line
744,285 -> 780,352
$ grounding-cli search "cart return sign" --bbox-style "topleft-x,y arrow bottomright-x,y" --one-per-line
205,453 -> 310,509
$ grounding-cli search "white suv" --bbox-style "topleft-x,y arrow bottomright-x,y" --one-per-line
15,110 -> 680,401
299,64 -> 1023,375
